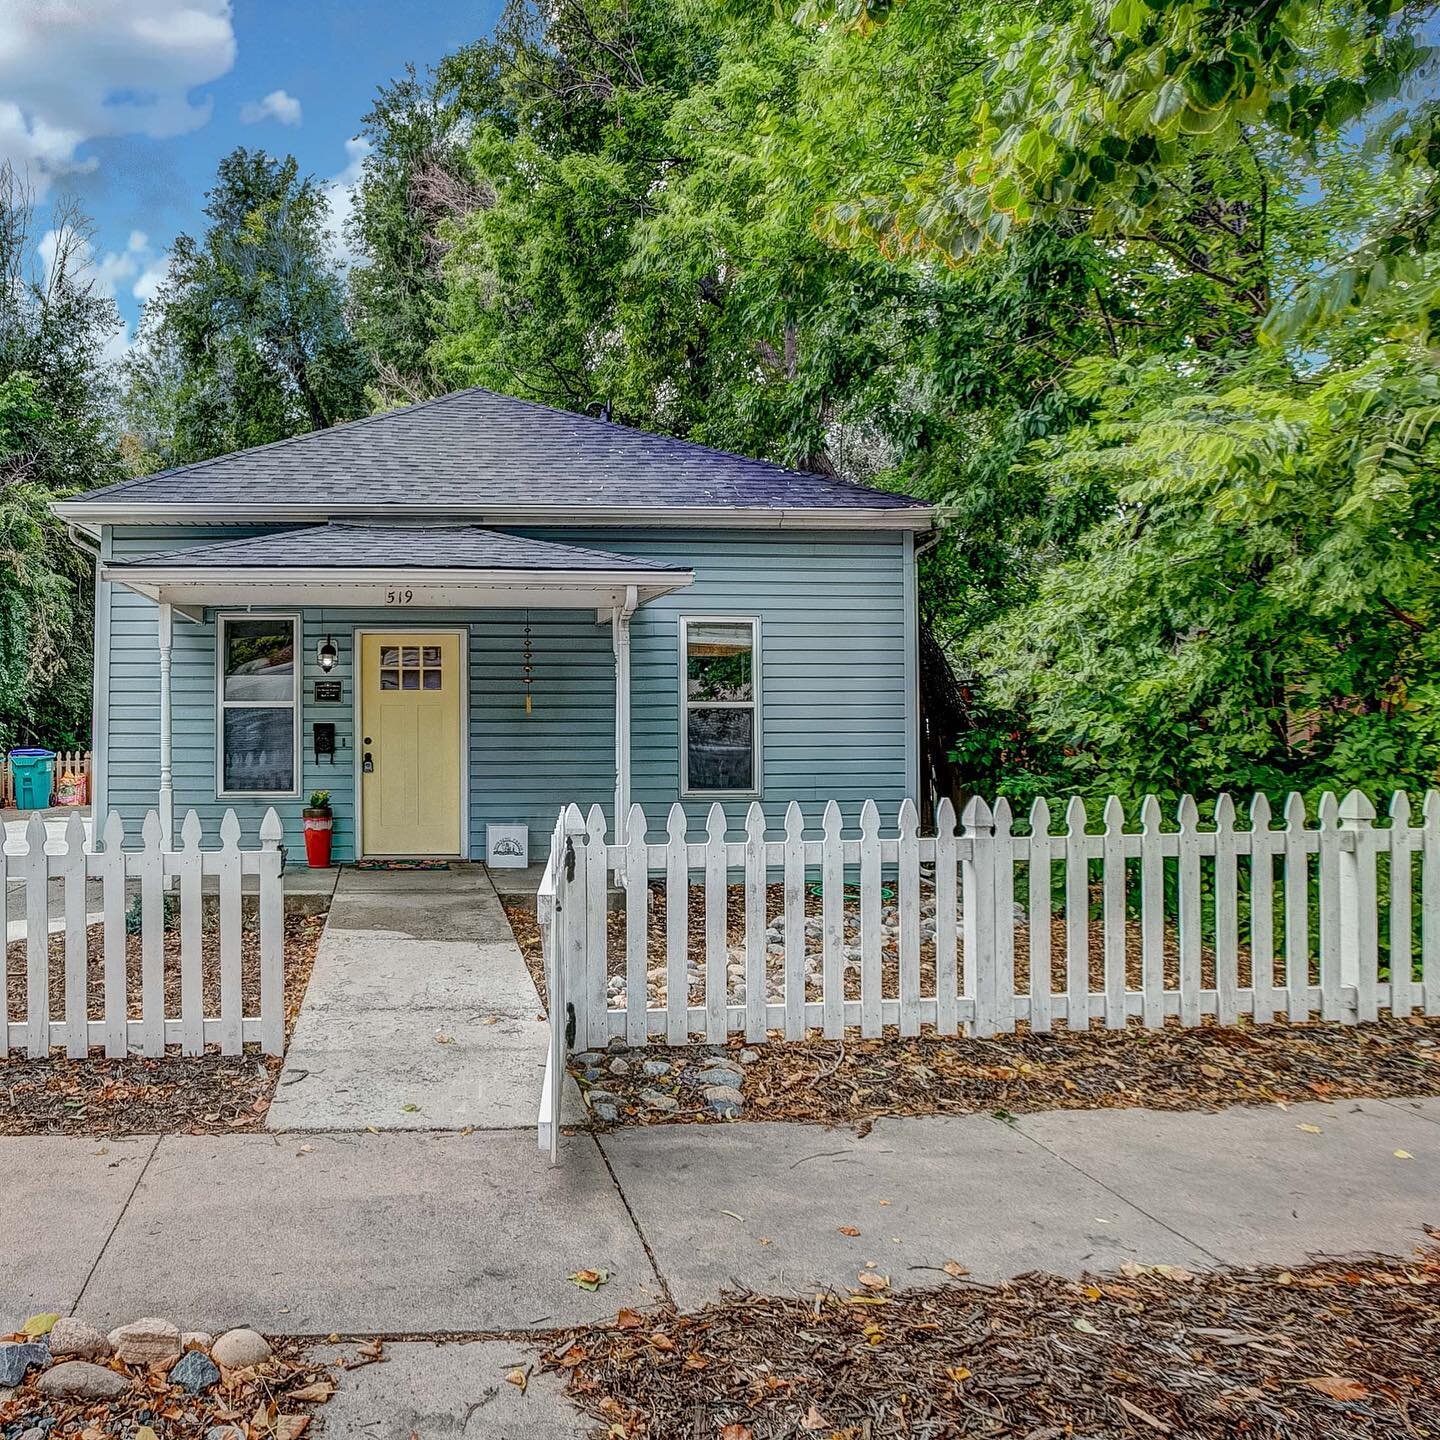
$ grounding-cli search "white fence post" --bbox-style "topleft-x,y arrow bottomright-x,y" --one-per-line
743,803 -> 767,1044
820,801 -> 844,1040
704,803 -> 727,1044
664,803 -> 688,1045
61,810 -> 88,1059
179,811 -> 205,1056
1338,789 -> 1378,1024
100,810 -> 127,1057
1028,798 -> 1053,1033
258,807 -> 286,1054
933,798 -> 958,1037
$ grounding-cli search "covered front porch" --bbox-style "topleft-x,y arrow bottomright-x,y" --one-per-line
101,522 -> 693,862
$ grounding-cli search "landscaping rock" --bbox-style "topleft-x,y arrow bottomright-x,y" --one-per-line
703,1085 -> 744,1118
738,1048 -> 760,1065
591,1101 -> 619,1123
608,1057 -> 631,1076
641,1090 -> 679,1113
206,1428 -> 246,1440
182,1331 -> 215,1352
690,1063 -> 743,1091
169,1348 -> 221,1394
48,1318 -> 110,1361
108,1317 -> 180,1367
211,1328 -> 271,1370
36,1361 -> 130,1400
0,1343 -> 48,1387
586,1088 -> 620,1112
641,1059 -> 671,1077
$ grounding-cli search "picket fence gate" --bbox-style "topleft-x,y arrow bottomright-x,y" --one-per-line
2,807 -> 287,1058
536,790 -> 1440,1094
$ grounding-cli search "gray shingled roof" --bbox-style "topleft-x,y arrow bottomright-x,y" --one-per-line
67,387 -> 928,513
113,523 -> 686,573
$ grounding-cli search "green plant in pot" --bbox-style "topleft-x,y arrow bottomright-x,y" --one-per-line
306,789 -> 332,818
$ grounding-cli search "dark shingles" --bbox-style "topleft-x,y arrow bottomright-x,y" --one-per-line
67,388 -> 928,513
111,523 -> 688,573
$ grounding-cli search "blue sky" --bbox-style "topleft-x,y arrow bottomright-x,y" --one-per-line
1,1 -> 504,358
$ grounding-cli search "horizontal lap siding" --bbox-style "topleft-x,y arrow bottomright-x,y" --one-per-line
100,525 -> 912,858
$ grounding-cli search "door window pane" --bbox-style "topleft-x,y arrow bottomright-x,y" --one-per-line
422,669 -> 442,690
402,646 -> 420,666
380,645 -> 399,666
422,645 -> 442,665
380,668 -> 399,690
401,669 -> 419,690
686,708 -> 753,791
223,708 -> 294,792
686,622 -> 753,701
222,618 -> 295,701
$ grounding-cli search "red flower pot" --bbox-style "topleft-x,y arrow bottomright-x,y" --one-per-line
303,808 -> 333,868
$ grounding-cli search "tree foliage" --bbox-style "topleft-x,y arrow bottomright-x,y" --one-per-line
0,167 -> 123,748
123,149 -> 371,469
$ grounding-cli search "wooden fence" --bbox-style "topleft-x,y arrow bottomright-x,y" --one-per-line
538,791 -> 1440,1057
2,807 -> 286,1058
1,749 -> 91,808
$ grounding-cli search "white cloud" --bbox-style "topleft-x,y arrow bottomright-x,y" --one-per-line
0,0 -> 235,194
323,136 -> 372,266
239,89 -> 302,127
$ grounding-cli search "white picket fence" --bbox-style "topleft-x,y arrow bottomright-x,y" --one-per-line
536,791 -> 1440,1071
2,808 -> 287,1058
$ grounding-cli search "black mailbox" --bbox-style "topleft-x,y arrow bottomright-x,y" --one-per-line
313,721 -> 337,763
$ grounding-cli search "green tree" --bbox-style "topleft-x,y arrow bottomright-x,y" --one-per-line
124,148 -> 371,466
0,166 -> 124,748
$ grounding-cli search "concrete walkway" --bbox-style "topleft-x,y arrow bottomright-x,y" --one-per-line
266,864 -> 559,1132
4,1096 -> 1437,1339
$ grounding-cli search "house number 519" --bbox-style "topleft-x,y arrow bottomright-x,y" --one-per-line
385,587 -> 414,605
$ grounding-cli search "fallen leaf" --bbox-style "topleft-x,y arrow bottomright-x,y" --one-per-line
856,1271 -> 888,1291
275,1417 -> 310,1440
648,1333 -> 676,1352
1394,1150 -> 1414,1160
1303,1375 -> 1368,1402
288,1382 -> 334,1403
839,1226 -> 861,1237
136,1428 -> 159,1440
399,1103 -> 421,1113
800,1404 -> 829,1431
20,1313 -> 58,1337
942,1260 -> 970,1279
569,1268 -> 610,1291
505,1366 -> 529,1394
719,1426 -> 752,1440
1073,1317 -> 1100,1334
1297,1123 -> 1323,1134
684,1351 -> 709,1369
614,1308 -> 645,1330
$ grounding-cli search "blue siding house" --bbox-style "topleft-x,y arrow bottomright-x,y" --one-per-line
54,389 -> 934,863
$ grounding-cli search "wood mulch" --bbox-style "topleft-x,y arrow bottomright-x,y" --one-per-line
570,1016 -> 1440,1129
0,1331 -> 340,1440
545,1243 -> 1440,1439
0,911 -> 325,1136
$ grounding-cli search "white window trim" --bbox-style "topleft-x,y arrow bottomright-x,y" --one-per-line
215,612 -> 302,800
679,614 -> 762,798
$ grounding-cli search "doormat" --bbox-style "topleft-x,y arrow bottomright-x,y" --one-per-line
352,859 -> 452,871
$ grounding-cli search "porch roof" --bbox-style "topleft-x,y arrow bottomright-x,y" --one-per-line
102,522 -> 694,612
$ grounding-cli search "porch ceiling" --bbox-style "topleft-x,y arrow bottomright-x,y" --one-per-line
101,522 -> 694,611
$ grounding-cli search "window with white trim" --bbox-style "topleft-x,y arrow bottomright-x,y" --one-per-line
681,617 -> 760,793
217,614 -> 299,795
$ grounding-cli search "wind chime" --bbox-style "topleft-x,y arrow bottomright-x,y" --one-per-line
522,610 -> 534,715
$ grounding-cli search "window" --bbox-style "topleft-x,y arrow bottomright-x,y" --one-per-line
217,615 -> 299,795
378,643 -> 444,692
680,617 -> 760,794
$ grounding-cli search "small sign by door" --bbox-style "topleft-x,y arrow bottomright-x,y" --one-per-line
314,680 -> 343,702
486,823 -> 529,868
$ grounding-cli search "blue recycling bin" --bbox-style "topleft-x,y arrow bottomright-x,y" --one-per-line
9,748 -> 56,811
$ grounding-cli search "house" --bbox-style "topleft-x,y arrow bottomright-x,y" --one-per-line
53,389 -> 935,863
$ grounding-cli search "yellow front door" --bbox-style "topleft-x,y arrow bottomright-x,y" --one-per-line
360,632 -> 463,856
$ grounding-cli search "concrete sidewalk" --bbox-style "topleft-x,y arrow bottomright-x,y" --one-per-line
265,864 -> 566,1132
3,1096 -> 1436,1337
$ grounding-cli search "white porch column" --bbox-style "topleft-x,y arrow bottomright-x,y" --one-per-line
157,600 -> 174,848
612,586 -> 637,837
